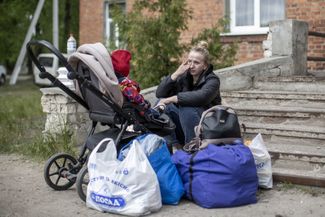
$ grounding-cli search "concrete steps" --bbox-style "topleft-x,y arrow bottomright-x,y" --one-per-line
233,105 -> 325,121
222,90 -> 325,108
243,122 -> 325,140
223,75 -> 325,187
272,167 -> 325,187
254,76 -> 325,92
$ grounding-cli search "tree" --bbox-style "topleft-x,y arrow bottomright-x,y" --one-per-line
0,0 -> 79,73
0,0 -> 38,72
112,0 -> 192,88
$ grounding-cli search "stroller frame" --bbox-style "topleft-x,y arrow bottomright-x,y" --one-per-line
27,40 -> 173,201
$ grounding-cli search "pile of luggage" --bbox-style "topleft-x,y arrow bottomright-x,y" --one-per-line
86,105 -> 273,216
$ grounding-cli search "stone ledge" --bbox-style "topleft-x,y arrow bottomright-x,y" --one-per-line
215,56 -> 293,91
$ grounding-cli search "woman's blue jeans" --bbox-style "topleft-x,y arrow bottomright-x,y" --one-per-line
164,103 -> 205,147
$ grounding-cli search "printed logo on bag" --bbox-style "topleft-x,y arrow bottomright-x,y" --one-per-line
90,192 -> 126,208
89,163 -> 96,170
114,168 -> 129,175
256,162 -> 265,169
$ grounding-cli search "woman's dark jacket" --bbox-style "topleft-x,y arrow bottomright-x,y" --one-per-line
156,64 -> 221,109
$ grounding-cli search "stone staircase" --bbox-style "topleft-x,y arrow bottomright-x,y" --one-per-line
222,75 -> 325,187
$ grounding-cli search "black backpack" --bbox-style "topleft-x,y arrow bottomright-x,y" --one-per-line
183,105 -> 242,153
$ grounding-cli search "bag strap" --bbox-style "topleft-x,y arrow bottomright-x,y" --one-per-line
188,151 -> 198,201
200,138 -> 243,149
182,137 -> 201,153
89,138 -> 117,163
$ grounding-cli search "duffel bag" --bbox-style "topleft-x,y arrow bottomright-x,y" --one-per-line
172,142 -> 258,208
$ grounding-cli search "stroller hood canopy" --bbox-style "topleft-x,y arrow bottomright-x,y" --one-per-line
68,42 -> 124,108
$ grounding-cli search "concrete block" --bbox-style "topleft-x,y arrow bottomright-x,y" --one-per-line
264,50 -> 272,58
218,71 -> 253,91
269,19 -> 308,75
76,104 -> 88,113
55,95 -> 70,104
58,103 -> 76,114
263,40 -> 272,50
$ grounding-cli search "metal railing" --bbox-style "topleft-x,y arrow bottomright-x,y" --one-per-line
307,31 -> 325,62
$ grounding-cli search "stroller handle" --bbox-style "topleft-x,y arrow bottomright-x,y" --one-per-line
26,40 -> 76,79
26,40 -> 89,110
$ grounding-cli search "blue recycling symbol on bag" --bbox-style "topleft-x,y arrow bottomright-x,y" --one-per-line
91,192 -> 126,208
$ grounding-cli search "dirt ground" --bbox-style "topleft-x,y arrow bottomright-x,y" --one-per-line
1,153 -> 325,217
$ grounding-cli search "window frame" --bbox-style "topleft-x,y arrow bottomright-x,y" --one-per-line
104,0 -> 126,48
224,0 -> 285,36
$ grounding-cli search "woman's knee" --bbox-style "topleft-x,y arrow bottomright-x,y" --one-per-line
178,106 -> 204,143
179,106 -> 204,124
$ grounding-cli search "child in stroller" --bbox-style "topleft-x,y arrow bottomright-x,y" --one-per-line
26,40 -> 175,202
111,49 -> 160,120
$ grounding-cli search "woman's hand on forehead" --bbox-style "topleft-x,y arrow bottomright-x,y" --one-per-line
171,59 -> 190,80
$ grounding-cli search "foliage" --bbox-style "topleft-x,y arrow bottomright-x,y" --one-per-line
112,0 -> 192,88
0,0 -> 79,73
0,0 -> 37,71
190,20 -> 238,70
0,80 -> 76,160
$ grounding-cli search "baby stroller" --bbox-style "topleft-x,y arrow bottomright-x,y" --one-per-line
27,40 -> 175,202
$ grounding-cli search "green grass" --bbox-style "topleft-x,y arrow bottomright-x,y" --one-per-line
0,79 -> 77,160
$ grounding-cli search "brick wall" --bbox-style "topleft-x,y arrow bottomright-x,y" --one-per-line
180,0 -> 224,43
79,0 -> 324,70
221,35 -> 266,64
79,0 -> 104,45
181,0 -> 265,66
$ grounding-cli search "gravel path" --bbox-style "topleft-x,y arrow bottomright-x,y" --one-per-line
1,153 -> 325,217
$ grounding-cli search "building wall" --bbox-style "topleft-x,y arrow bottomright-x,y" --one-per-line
79,0 -> 104,44
79,0 -> 325,70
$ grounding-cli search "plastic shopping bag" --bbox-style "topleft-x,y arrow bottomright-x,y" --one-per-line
248,133 -> 273,189
119,134 -> 184,205
86,138 -> 162,216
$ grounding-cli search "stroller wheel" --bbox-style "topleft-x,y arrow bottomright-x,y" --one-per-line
76,166 -> 88,202
44,153 -> 79,190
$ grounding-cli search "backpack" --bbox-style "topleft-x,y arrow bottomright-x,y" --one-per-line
183,105 -> 242,153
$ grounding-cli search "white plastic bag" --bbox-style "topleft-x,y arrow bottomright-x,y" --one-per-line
118,134 -> 163,161
248,133 -> 273,189
86,138 -> 162,216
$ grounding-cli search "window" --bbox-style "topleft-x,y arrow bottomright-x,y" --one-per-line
225,0 -> 285,35
104,1 -> 126,48
39,57 -> 53,67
